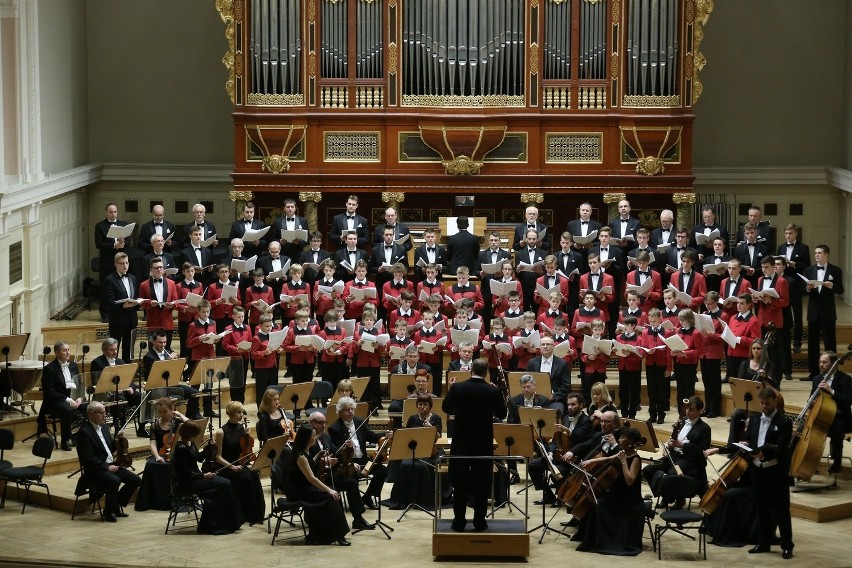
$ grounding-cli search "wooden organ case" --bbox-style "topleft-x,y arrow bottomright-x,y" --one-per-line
216,0 -> 713,226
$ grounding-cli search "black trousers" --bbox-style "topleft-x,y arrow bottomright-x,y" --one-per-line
808,316 -> 837,376
618,369 -> 641,418
646,365 -> 669,418
449,457 -> 492,523
752,465 -> 793,549
674,362 -> 697,408
90,467 -> 142,515
700,358 -> 722,416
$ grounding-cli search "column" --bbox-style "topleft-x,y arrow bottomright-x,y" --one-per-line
299,191 -> 323,233
228,191 -> 254,220
603,193 -> 626,224
381,191 -> 406,212
672,192 -> 697,231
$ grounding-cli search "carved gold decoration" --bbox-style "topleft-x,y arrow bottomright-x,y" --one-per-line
611,0 -> 620,20
545,133 -> 603,163
692,0 -> 713,104
388,43 -> 398,72
402,94 -> 525,107
531,0 -> 538,6
530,43 -> 539,75
623,95 -> 681,107
245,124 -> 308,174
602,193 -> 626,204
229,191 -> 254,202
672,192 -> 697,231
381,193 -> 406,211
388,0 -> 396,6
216,0 -> 236,104
324,132 -> 381,161
309,54 -> 317,78
635,157 -> 665,176
520,193 -> 544,205
620,126 -> 682,175
611,53 -> 619,78
299,192 -> 323,203
246,93 -> 305,106
549,0 -> 568,4
309,0 -> 316,20
419,124 -> 507,176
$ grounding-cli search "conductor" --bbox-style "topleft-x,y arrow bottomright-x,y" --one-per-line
442,358 -> 507,532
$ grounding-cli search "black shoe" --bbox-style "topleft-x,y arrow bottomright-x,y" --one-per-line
799,376 -> 812,381
104,514 -> 118,523
784,373 -> 793,380
829,463 -> 842,474
61,441 -> 73,452
204,411 -> 219,418
534,498 -> 555,506
706,413 -> 718,419
136,427 -> 149,438
190,413 -> 204,420
100,317 -> 109,324
473,520 -> 488,532
451,520 -> 466,532
352,518 -> 373,530
560,518 -> 580,528
782,548 -> 793,560
337,538 -> 351,546
748,545 -> 770,554
362,496 -> 378,510
114,511 -> 129,518
657,414 -> 665,425
509,471 -> 520,484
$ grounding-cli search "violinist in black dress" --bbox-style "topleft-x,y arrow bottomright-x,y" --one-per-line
172,421 -> 244,535
213,401 -> 266,524
135,397 -> 186,511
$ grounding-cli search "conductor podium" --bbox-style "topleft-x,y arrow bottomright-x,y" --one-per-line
432,455 -> 529,559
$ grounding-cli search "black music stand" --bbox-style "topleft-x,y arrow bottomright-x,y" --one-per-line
491,423 -> 534,518
388,426 -> 439,522
94,363 -> 137,427
0,334 -> 30,418
279,382 -> 314,418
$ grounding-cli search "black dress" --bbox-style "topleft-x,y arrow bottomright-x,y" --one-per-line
384,414 -> 451,510
284,451 -> 350,544
705,485 -> 760,547
256,410 -> 294,443
575,454 -> 644,556
135,419 -> 177,511
172,441 -> 244,535
219,421 -> 267,524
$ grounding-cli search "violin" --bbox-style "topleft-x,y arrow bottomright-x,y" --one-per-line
337,444 -> 358,477
200,419 -> 218,474
239,416 -> 255,465
280,416 -> 296,442
159,416 -> 179,461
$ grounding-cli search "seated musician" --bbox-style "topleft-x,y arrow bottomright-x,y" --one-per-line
307,410 -> 375,529
811,351 -> 852,474
725,338 -> 777,447
89,337 -> 141,424
530,392 -> 593,506
135,397 -> 186,511
143,329 -> 206,420
75,401 -> 141,521
507,374 -> 551,424
588,381 -> 618,429
36,340 -> 82,451
388,364 -> 435,427
641,396 -> 712,508
211,401 -> 266,524
328,396 -> 391,509
172,420 -> 244,535
256,388 -> 295,445
385,395 -> 449,510
573,426 -> 645,556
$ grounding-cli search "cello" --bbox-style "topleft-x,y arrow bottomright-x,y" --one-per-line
789,347 -> 852,481
569,436 -> 646,520
698,451 -> 750,514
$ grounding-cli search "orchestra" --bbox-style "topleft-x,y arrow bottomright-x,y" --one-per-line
12,194 -> 846,560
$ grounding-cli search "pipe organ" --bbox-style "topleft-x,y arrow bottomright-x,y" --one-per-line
218,0 -> 713,208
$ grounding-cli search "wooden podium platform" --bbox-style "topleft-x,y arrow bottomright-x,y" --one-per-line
432,519 -> 529,558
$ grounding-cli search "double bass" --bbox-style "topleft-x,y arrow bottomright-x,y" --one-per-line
789,347 -> 852,480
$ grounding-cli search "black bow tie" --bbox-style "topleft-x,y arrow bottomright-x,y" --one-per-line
393,282 -> 404,289
682,271 -> 691,277
154,222 -> 162,227
120,274 -> 128,279
354,281 -> 365,286
648,328 -> 661,336
581,221 -> 588,225
421,330 -> 434,337
194,247 -> 201,252
233,326 -> 243,331
638,271 -> 648,277
680,328 -> 693,335
600,248 -> 607,252
196,224 -> 204,228
817,266 -> 825,271
549,311 -> 559,317
385,245 -> 393,250
590,272 -> 600,277
347,215 -> 355,219
677,247 -> 684,251
427,248 -> 435,253
153,278 -> 163,283
528,224 -> 535,228
748,243 -> 754,247
287,218 -> 295,222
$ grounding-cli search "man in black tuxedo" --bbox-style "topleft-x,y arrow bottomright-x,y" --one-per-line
179,226 -> 215,285
445,216 -> 481,274
370,227 -> 408,298
394,345 -> 432,375
566,202 -> 602,264
745,388 -> 793,559
94,203 -> 130,322
555,231 -> 584,315
642,396 -> 712,505
298,231 -> 331,284
105,252 -> 139,362
329,194 -> 370,250
274,198 -> 309,262
690,206 -> 729,260
513,205 -> 552,253
89,338 -> 141,419
442,359 -> 507,532
732,222 -> 770,287
257,241 -> 290,310
702,237 -> 730,299
514,229 -> 546,312
328,397 -> 390,508
227,201 -> 269,258
35,341 -> 82,451
333,233 -> 369,282
608,199 -> 642,256
477,231 -> 511,320
804,245 -> 845,376
142,234 -> 177,280
138,204 -> 177,255
811,351 -> 852,473
777,223 -> 810,352
183,203 -> 218,249
650,209 -> 676,248
75,401 -> 141,521
373,207 -> 412,252
529,392 -> 593,505
736,205 -> 775,251
413,228 -> 447,281
525,336 -> 571,414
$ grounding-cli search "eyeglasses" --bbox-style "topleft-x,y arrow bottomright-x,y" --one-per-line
310,419 -> 326,425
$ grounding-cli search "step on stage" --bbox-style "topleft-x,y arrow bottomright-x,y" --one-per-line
432,519 -> 529,559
